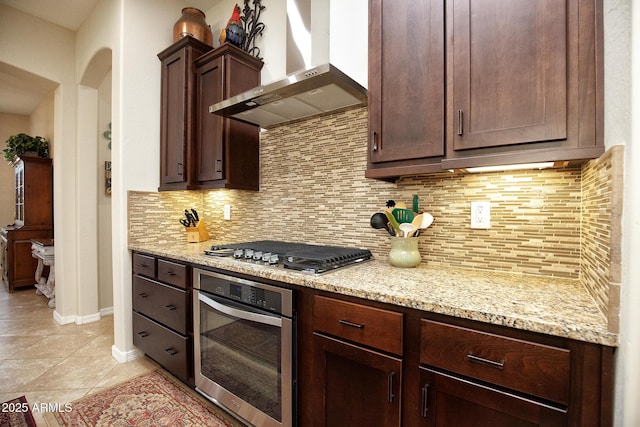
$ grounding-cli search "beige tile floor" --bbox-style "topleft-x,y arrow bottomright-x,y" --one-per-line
0,285 -> 156,426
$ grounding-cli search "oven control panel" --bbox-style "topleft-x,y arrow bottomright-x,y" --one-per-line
196,270 -> 290,315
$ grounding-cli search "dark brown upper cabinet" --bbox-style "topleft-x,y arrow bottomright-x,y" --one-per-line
157,38 -> 262,191
158,37 -> 213,191
443,0 -> 604,170
366,0 -> 446,180
366,0 -> 604,180
193,44 -> 263,191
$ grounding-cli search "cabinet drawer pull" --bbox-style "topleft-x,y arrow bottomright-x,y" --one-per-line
387,371 -> 396,403
162,270 -> 176,276
165,347 -> 178,356
138,293 -> 148,298
339,319 -> 365,329
136,263 -> 149,268
421,383 -> 430,417
467,352 -> 505,369
165,304 -> 177,311
137,331 -> 149,338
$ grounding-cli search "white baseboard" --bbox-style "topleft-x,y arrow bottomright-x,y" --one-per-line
112,344 -> 143,363
53,310 -> 103,325
100,306 -> 114,316
53,310 -> 76,325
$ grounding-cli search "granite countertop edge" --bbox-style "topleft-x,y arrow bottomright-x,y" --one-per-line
129,241 -> 618,347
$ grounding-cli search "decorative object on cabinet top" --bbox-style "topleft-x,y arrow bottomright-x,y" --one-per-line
3,133 -> 49,163
220,1 -> 266,59
173,7 -> 213,46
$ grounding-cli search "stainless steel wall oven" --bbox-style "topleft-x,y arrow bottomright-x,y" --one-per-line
193,269 -> 295,427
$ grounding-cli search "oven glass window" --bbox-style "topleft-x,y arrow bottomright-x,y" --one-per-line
199,299 -> 282,422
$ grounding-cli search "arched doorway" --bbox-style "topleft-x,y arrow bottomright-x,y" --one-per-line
77,48 -> 113,319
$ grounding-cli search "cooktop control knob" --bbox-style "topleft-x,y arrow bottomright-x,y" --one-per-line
244,249 -> 254,260
233,249 -> 244,259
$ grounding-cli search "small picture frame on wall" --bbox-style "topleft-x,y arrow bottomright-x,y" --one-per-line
105,161 -> 111,195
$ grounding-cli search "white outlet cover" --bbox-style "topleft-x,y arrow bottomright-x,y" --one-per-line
471,201 -> 491,229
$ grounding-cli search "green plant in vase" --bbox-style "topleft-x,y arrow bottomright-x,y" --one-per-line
3,133 -> 49,162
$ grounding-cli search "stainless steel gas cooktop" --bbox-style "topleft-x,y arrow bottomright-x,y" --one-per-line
204,240 -> 372,274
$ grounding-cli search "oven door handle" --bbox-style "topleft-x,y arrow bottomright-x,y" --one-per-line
198,292 -> 282,327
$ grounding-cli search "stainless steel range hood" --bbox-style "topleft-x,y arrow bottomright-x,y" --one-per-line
208,63 -> 367,129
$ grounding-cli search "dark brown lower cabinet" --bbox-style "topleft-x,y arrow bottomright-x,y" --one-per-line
419,367 -> 567,426
131,252 -> 192,385
312,332 -> 402,427
132,312 -> 190,382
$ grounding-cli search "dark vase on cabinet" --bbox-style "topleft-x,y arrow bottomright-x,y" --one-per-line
1,156 -> 53,292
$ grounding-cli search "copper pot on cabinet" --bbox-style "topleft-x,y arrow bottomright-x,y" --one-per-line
173,7 -> 213,46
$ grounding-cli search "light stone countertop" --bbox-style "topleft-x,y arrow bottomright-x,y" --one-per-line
129,241 -> 618,347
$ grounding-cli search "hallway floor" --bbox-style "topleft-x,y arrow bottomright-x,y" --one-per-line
0,285 -> 156,426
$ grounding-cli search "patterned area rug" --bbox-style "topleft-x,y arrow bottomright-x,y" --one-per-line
49,370 -> 244,427
0,396 -> 37,427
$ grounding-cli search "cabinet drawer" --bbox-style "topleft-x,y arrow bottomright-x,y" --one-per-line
133,312 -> 190,382
132,253 -> 156,278
133,276 -> 189,335
314,295 -> 403,355
157,259 -> 189,288
420,319 -> 570,405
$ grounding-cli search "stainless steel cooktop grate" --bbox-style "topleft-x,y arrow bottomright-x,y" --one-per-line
206,240 -> 372,274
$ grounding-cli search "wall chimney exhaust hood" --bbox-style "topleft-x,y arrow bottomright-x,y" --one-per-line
208,63 -> 367,129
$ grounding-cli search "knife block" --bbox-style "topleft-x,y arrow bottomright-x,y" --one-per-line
185,220 -> 210,243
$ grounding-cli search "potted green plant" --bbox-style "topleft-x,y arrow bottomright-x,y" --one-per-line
3,133 -> 49,162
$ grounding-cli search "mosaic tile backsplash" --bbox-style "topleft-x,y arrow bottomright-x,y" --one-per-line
128,107 -> 621,329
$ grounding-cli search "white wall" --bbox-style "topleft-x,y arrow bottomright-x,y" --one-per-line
98,70 -> 113,311
113,0 -> 186,359
0,4 -> 78,321
615,0 -> 640,423
329,0 -> 367,88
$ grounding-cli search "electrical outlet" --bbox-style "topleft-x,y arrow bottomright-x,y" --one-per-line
223,204 -> 231,220
471,201 -> 491,229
